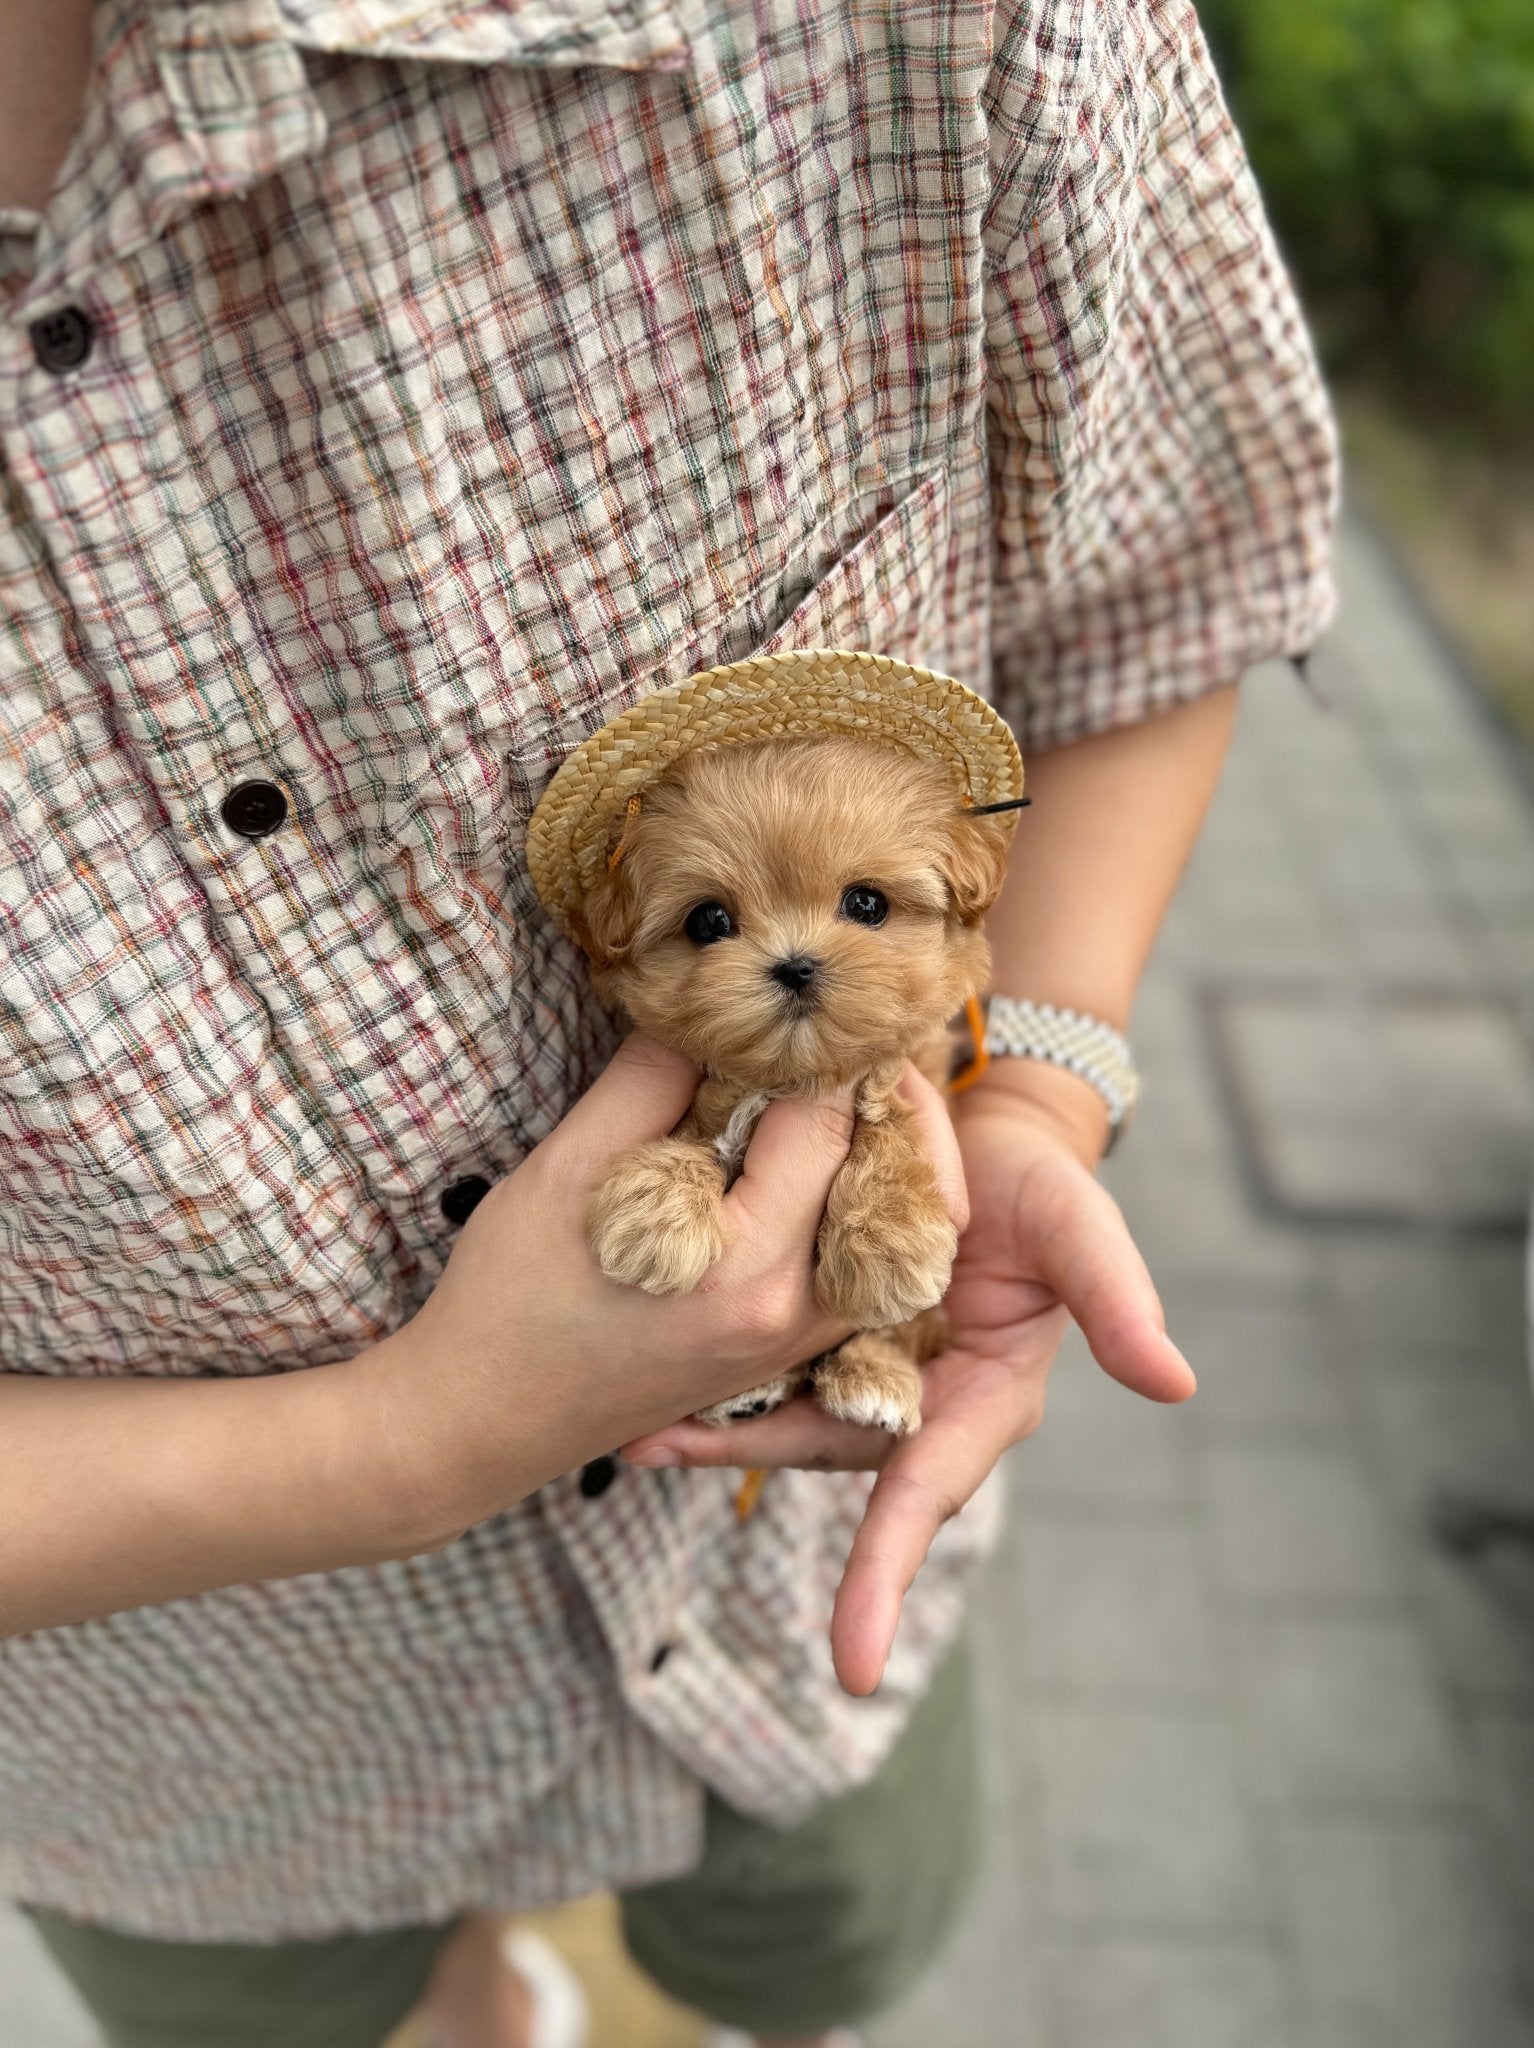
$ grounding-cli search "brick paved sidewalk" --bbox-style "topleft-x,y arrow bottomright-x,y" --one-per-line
5,515 -> 1534,2048
875,517 -> 1534,2048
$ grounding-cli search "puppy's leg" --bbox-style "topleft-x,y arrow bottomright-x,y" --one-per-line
693,1358 -> 813,1427
815,1324 -> 925,1436
587,1135 -> 729,1295
815,1096 -> 956,1328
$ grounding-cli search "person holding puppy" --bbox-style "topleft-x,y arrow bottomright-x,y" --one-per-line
0,1 -> 1335,2045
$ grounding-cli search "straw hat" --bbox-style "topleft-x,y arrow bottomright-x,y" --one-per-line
526,648 -> 1024,937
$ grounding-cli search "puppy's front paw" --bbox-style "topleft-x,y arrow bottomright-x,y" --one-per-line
815,1333 -> 924,1436
587,1138 -> 728,1295
693,1366 -> 808,1427
814,1183 -> 957,1328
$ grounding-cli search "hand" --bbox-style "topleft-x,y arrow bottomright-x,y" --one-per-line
622,1063 -> 1195,1696
0,1032 -> 888,1637
369,1035 -> 874,1543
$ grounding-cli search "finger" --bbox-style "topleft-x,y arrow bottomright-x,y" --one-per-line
894,1063 -> 968,1234
623,1397 -> 892,1472
724,1089 -> 856,1245
830,1392 -> 1016,1696
547,1034 -> 699,1172
1029,1169 -> 1196,1404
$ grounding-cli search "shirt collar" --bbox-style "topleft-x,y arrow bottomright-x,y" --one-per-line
276,0 -> 693,72
20,0 -> 691,311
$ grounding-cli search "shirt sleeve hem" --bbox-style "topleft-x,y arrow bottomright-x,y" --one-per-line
995,569 -> 1338,756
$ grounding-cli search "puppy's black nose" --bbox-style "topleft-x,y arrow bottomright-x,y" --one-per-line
770,955 -> 819,993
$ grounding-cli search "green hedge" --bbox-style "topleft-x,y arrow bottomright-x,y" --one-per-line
1198,0 -> 1534,435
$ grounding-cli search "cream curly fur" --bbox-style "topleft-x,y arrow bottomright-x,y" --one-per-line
579,737 -> 1011,1436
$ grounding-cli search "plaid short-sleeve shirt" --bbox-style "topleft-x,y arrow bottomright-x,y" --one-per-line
0,0 -> 1335,1939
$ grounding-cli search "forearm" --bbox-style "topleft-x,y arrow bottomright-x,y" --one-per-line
974,685 -> 1239,1150
0,1040 -> 871,1639
0,1345 -> 455,1639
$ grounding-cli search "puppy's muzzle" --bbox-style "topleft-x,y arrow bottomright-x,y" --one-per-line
769,954 -> 821,1004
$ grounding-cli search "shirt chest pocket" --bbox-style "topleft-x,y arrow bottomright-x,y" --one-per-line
502,461 -> 955,872
490,461 -> 956,1135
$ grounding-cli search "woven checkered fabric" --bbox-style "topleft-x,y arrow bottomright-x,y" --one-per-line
985,997 -> 1142,1130
0,0 -> 1336,1939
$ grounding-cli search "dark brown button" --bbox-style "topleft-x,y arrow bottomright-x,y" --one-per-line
220,780 -> 288,839
439,1175 -> 491,1227
579,1456 -> 618,1499
29,306 -> 94,374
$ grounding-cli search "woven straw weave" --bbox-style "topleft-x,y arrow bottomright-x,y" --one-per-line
526,649 -> 1024,934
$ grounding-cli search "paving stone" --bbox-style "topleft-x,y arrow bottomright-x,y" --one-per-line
1103,1029 -> 1236,1167
1008,1517 -> 1223,1699
1168,902 -> 1346,980
877,1579 -> 1059,2048
0,1910 -> 97,2048
1360,1372 -> 1534,1516
1168,1298 -> 1351,1434
1411,772 -> 1534,858
1294,827 -> 1442,905
1468,1710 -> 1534,1948
1149,1262 -> 1329,1336
1323,1236 -> 1527,1374
1049,1936 -> 1298,2048
1445,844 -> 1534,922
1203,1440 -> 1406,1603
1216,991 -> 1533,1227
1109,1084 -> 1233,1177
1174,870 -> 1321,943
1292,833 -> 1448,912
1185,811 -> 1296,878
868,1827 -> 1058,2048
1306,2011 -> 1534,2048
1028,1706 -> 1269,1930
1474,908 -> 1534,994
1417,1547 -> 1534,1704
1010,1327 -> 1198,1518
1113,1163 -> 1322,1294
1233,1613 -> 1464,1806
971,1511 -> 1046,1746
1276,1815 -> 1532,2047
1339,907 -> 1489,987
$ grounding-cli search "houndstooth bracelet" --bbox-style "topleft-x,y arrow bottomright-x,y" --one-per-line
983,996 -> 1142,1152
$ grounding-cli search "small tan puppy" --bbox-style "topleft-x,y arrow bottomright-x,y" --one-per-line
574,735 -> 1013,1435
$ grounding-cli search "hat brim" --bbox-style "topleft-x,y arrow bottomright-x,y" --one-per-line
526,648 -> 1024,937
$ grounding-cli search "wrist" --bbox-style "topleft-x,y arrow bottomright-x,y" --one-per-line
345,1324 -> 525,1557
962,991 -> 1140,1165
953,1055 -> 1110,1169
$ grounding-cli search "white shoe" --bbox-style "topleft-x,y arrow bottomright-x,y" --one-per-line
501,1927 -> 590,2048
702,2031 -> 862,2047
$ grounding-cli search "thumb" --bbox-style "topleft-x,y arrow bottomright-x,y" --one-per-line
548,1033 -> 700,1176
725,1088 -> 856,1246
1027,1166 -> 1195,1404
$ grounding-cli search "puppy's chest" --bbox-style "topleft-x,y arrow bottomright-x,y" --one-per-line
686,1068 -> 899,1185
697,1088 -> 775,1185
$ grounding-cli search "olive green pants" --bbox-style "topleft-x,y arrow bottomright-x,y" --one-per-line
26,1636 -> 980,2048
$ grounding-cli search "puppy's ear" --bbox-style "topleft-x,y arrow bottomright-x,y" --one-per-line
938,811 -> 1014,926
572,864 -> 637,969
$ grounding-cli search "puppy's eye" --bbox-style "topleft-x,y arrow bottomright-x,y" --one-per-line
684,901 -> 736,946
839,885 -> 888,928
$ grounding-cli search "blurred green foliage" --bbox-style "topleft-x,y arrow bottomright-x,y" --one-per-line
1198,0 -> 1534,436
